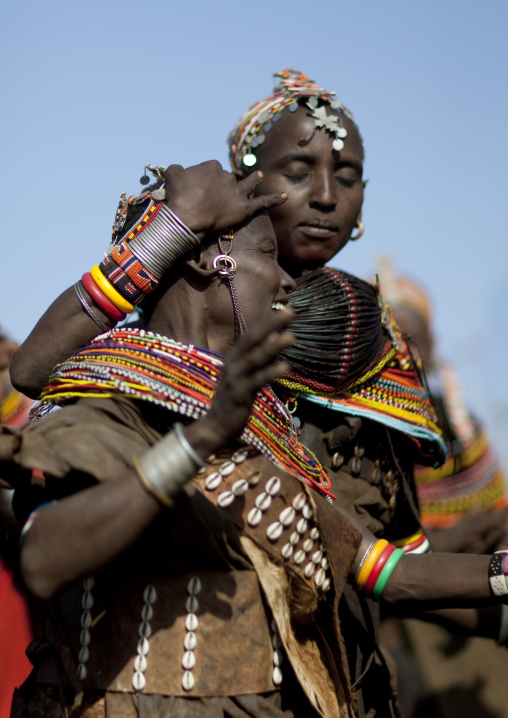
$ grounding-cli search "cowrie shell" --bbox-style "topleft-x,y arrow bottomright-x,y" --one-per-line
266,476 -> 281,496
137,638 -> 150,655
141,604 -> 153,621
303,538 -> 313,552
279,507 -> 295,526
314,568 -> 326,587
310,527 -> 320,540
232,448 -> 249,463
292,493 -> 306,511
80,629 -> 91,646
134,654 -> 147,672
143,585 -> 157,604
205,472 -> 222,490
185,613 -> 198,631
138,621 -> 152,639
294,550 -> 306,565
247,507 -> 263,527
219,461 -> 235,476
81,592 -> 94,610
312,551 -> 323,565
255,492 -> 272,511
185,596 -> 199,613
296,519 -> 308,534
132,670 -> 146,691
83,576 -> 95,590
232,479 -> 249,496
272,666 -> 283,685
302,504 -> 313,520
281,543 -> 293,559
187,577 -> 202,595
80,611 -> 92,629
182,670 -> 195,691
217,491 -> 235,508
77,663 -> 87,680
184,632 -> 197,651
267,522 -> 283,542
182,651 -> 196,670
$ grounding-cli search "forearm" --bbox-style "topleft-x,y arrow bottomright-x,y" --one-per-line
11,287 -> 114,398
382,553 -> 495,610
395,605 -> 503,640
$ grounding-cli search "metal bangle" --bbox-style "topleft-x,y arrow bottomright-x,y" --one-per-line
133,429 -> 198,507
74,281 -> 111,333
350,539 -> 377,584
129,205 -> 200,279
173,422 -> 206,469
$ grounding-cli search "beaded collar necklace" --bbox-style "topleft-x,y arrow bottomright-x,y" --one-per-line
37,328 -> 334,499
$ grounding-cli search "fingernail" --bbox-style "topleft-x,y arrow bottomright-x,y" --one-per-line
257,171 -> 264,179
280,193 -> 288,199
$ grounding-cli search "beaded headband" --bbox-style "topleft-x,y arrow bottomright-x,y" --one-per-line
228,69 -> 356,171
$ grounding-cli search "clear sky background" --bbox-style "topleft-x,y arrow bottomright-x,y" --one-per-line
1,0 -> 507,463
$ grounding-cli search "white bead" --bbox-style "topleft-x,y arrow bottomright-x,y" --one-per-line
80,628 -> 91,646
294,550 -> 306,565
281,543 -> 294,559
143,585 -> 157,604
134,654 -> 147,672
232,448 -> 249,463
141,604 -> 154,621
205,472 -> 222,490
182,650 -> 196,670
312,551 -> 323,564
266,476 -> 281,496
248,471 -> 261,486
310,527 -> 320,540
292,493 -> 306,511
185,595 -> 199,613
322,578 -> 331,592
321,557 -> 329,570
80,611 -> 92,629
187,577 -> 202,595
289,531 -> 300,546
185,613 -> 198,631
137,638 -> 150,656
272,666 -> 283,685
77,663 -> 87,681
232,479 -> 249,496
219,461 -> 235,476
304,562 -> 315,578
182,670 -> 195,691
83,576 -> 95,590
247,507 -> 263,527
78,646 -> 90,663
255,492 -> 272,511
138,621 -> 152,639
132,670 -> 146,691
267,522 -> 283,541
314,568 -> 326,587
207,454 -> 216,462
296,519 -> 308,534
218,491 -> 235,508
279,507 -> 295,526
273,648 -> 283,666
303,538 -> 313,552
302,504 -> 313,520
81,591 -> 94,610
184,632 -> 197,651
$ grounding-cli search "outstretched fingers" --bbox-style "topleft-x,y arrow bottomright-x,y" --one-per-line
238,171 -> 288,215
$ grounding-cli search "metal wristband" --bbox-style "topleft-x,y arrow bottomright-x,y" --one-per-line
349,539 -> 377,585
133,429 -> 198,507
173,422 -> 206,469
128,205 -> 200,279
74,281 -> 111,333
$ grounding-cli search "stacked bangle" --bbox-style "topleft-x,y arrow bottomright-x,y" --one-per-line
371,548 -> 404,602
81,273 -> 127,323
489,551 -> 508,597
352,539 -> 405,602
392,529 -> 430,555
90,265 -> 135,314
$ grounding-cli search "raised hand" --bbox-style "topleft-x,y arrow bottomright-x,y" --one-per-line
164,161 -> 287,239
201,308 -> 295,446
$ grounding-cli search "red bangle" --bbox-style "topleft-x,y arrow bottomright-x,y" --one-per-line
363,544 -> 396,598
81,273 -> 126,323
401,535 -> 427,553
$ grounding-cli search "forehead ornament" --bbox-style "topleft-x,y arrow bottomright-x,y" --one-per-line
228,69 -> 355,170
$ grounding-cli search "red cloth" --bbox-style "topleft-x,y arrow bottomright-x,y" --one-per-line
0,557 -> 32,718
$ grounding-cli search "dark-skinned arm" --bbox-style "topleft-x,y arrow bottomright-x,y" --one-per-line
20,311 -> 294,600
11,162 -> 287,398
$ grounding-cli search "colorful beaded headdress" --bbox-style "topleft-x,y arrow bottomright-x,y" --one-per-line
228,69 -> 356,171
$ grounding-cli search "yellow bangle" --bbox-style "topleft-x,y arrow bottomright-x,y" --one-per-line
90,265 -> 135,314
356,539 -> 389,588
392,530 -> 423,548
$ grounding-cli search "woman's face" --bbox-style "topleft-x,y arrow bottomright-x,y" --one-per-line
207,213 -> 296,352
253,105 -> 364,275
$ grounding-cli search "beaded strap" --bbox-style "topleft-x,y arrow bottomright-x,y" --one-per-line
489,551 -> 508,597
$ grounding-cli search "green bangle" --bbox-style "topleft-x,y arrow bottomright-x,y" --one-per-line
372,548 -> 404,602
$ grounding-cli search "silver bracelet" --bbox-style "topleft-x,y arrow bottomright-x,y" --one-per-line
173,422 -> 206,469
498,604 -> 508,646
351,539 -> 378,584
74,281 -> 111,333
133,427 -> 201,507
128,205 -> 200,279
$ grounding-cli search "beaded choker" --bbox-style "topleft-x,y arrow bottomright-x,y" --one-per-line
36,329 -> 335,499
278,268 -> 447,466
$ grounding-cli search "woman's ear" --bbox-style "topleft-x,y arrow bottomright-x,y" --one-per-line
184,247 -> 219,283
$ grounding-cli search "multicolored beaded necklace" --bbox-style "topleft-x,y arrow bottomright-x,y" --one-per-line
36,328 -> 335,499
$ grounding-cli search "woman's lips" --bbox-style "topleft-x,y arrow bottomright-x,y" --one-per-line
296,223 -> 339,240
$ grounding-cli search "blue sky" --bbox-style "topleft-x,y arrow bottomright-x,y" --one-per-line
1,0 -> 507,461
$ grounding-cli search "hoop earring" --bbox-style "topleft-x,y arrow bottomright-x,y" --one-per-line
213,231 -> 247,336
350,220 -> 364,241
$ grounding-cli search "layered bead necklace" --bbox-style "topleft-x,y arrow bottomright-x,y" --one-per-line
37,328 -> 334,498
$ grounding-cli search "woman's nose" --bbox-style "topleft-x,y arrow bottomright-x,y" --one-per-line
281,267 -> 297,294
309,171 -> 337,211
